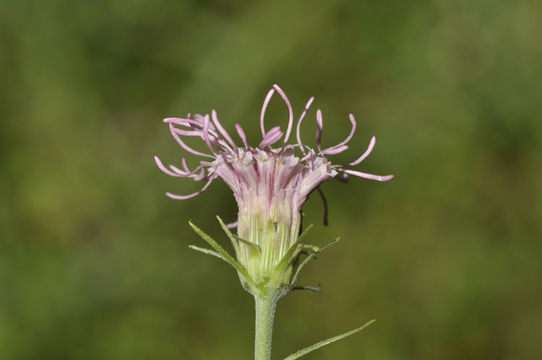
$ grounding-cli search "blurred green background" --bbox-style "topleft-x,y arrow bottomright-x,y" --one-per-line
1,0 -> 541,359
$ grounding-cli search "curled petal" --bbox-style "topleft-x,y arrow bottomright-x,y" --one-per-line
272,84 -> 294,145
155,155 -> 206,181
154,156 -> 185,177
323,114 -> 357,154
192,167 -> 207,181
181,158 -> 191,173
171,163 -> 204,179
194,114 -> 217,131
260,126 -> 283,148
171,127 -> 233,153
168,164 -> 189,176
316,109 -> 323,153
165,117 -> 217,133
212,110 -> 237,149
166,177 -> 216,200
296,97 -> 314,156
163,117 -> 191,125
169,123 -> 214,158
342,169 -> 394,182
321,145 -> 348,155
202,115 -> 217,154
260,88 -> 275,137
349,136 -> 376,166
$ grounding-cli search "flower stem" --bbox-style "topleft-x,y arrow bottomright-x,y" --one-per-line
254,291 -> 278,360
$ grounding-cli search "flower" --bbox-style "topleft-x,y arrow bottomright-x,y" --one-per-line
155,84 -> 393,294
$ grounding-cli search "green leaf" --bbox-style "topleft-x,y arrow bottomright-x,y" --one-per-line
283,319 -> 376,360
216,216 -> 261,253
233,233 -> 262,252
292,285 -> 322,293
291,237 -> 340,285
318,236 -> 341,252
188,245 -> 225,261
275,224 -> 314,273
188,221 -> 255,288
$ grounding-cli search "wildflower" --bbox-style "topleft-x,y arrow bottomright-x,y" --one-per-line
155,84 -> 393,294
155,85 -> 394,360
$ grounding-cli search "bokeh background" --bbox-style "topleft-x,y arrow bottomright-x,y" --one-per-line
1,0 -> 541,359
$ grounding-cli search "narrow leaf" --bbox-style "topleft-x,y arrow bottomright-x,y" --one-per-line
291,237 -> 340,284
217,215 -> 261,253
292,285 -> 322,293
275,224 -> 314,272
189,245 -> 225,261
189,221 -> 255,288
233,234 -> 262,252
318,236 -> 340,252
283,319 -> 376,360
215,216 -> 239,254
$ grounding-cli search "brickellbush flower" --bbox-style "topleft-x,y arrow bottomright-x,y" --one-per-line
155,84 -> 392,294
155,85 -> 393,359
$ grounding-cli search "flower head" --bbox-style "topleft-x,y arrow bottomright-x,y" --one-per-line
155,85 -> 393,293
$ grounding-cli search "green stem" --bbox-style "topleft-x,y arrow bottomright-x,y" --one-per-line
254,291 -> 278,360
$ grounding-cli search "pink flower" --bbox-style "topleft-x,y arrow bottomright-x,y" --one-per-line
155,84 -> 392,205
155,85 -> 393,286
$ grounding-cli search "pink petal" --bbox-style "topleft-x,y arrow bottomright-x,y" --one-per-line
226,221 -> 238,229
202,115 -> 217,154
272,84 -> 294,145
296,97 -> 314,156
349,136 -> 376,166
168,123 -> 214,158
211,110 -> 237,149
260,126 -> 283,148
260,88 -> 275,137
322,145 -> 349,155
343,169 -> 394,182
154,156 -> 185,177
322,114 -> 357,154
166,177 -> 215,200
235,123 -> 250,148
316,109 -> 323,153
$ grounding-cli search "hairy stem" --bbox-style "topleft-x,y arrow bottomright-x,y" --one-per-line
254,291 -> 278,360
